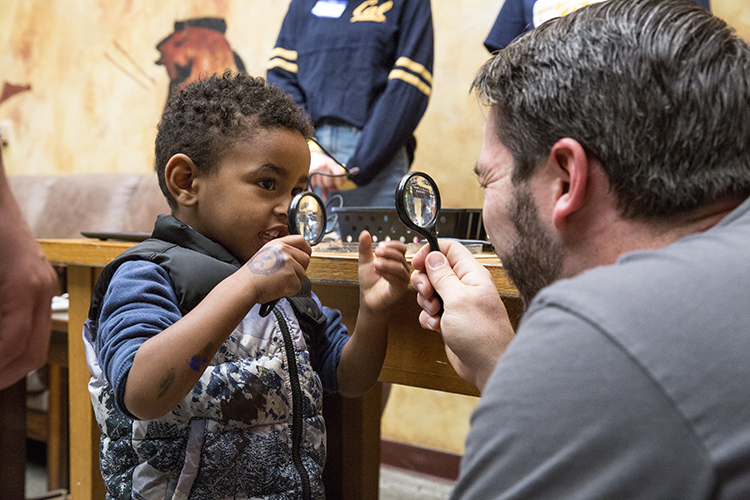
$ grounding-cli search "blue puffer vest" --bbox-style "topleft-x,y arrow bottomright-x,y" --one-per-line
83,215 -> 330,499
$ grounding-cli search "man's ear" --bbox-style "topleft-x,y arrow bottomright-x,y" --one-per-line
550,138 -> 590,230
164,154 -> 200,208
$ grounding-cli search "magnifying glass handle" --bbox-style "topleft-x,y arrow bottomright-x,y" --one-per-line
434,291 -> 444,316
423,232 -> 444,315
426,231 -> 440,253
259,299 -> 279,317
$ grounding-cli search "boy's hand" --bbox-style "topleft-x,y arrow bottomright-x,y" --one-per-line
244,235 -> 312,304
357,230 -> 410,313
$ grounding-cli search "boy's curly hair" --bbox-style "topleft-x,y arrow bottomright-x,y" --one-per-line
155,70 -> 314,209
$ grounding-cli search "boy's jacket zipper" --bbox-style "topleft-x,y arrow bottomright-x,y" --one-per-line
273,307 -> 313,500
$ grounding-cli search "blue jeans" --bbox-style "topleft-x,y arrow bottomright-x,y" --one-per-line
314,122 -> 409,208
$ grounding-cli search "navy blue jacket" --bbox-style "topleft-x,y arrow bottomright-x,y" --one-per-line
485,0 -> 711,52
267,0 -> 434,186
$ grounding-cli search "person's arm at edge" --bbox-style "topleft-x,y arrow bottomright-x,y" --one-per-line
266,0 -> 306,106
484,0 -> 529,53
266,0 -> 306,108
0,148 -> 58,389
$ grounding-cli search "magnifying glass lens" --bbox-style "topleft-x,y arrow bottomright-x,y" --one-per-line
405,179 -> 438,228
291,192 -> 326,245
259,191 -> 326,317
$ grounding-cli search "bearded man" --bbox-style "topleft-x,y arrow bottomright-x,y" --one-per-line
411,0 -> 750,497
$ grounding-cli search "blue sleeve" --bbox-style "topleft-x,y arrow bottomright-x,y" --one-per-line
484,0 -> 529,53
346,0 -> 434,186
97,261 -> 182,418
266,0 -> 306,107
309,292 -> 349,393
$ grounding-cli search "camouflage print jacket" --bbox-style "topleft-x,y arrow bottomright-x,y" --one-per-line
82,215 -> 347,499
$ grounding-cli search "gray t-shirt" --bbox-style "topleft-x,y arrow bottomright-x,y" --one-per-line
453,196 -> 750,499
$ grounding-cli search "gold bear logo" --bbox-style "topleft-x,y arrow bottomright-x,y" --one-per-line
351,0 -> 393,23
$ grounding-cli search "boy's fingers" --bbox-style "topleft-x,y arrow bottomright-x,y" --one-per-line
358,231 -> 374,264
374,253 -> 410,277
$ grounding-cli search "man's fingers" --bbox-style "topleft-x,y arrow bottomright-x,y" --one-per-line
419,309 -> 441,332
424,251 -> 463,299
410,269 -> 434,299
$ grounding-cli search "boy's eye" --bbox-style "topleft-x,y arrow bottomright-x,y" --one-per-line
258,179 -> 276,190
292,186 -> 305,196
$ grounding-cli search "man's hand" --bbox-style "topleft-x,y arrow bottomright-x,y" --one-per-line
244,235 -> 312,305
410,239 -> 514,392
308,151 -> 348,201
357,231 -> 410,313
0,152 -> 58,389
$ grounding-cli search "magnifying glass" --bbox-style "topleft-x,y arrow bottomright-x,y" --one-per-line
259,191 -> 327,317
395,171 -> 443,314
395,171 -> 441,251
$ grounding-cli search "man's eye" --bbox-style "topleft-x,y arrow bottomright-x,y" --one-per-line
259,179 -> 275,190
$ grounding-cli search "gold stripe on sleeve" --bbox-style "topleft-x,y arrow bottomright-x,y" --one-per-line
394,57 -> 433,85
266,58 -> 299,73
388,69 -> 431,96
269,47 -> 298,61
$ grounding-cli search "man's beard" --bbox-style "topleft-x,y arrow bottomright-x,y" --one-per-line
497,184 -> 564,309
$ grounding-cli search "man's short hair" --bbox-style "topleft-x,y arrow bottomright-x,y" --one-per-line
155,70 -> 314,209
472,0 -> 750,218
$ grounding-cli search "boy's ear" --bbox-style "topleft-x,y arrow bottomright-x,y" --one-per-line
550,138 -> 590,230
164,154 -> 200,207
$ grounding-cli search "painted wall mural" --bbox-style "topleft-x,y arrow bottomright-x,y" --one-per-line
156,17 -> 245,106
0,0 -> 748,209
1,82 -> 31,105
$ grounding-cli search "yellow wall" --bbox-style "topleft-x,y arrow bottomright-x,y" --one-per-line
1,0 -> 748,210
0,0 -> 493,208
2,0 -> 749,456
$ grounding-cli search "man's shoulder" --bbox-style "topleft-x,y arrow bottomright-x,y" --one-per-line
534,209 -> 750,318
517,220 -> 750,411
482,215 -> 750,499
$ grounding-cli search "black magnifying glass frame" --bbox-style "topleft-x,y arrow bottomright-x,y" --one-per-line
259,191 -> 327,317
395,171 -> 441,252
395,171 -> 444,314
288,190 -> 327,246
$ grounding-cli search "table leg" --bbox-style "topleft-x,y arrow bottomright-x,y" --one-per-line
67,265 -> 106,500
47,362 -> 69,490
323,382 -> 382,500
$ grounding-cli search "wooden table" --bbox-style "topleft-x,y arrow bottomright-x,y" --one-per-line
39,238 -> 520,500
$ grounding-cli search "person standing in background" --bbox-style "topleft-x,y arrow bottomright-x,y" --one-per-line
483,0 -> 711,52
267,0 -> 434,207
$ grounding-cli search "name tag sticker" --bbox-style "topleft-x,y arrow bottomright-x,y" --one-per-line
312,0 -> 347,18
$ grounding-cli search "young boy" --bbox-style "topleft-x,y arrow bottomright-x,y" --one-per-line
82,71 -> 410,499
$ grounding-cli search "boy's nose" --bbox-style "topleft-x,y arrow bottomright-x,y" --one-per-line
274,197 -> 291,217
